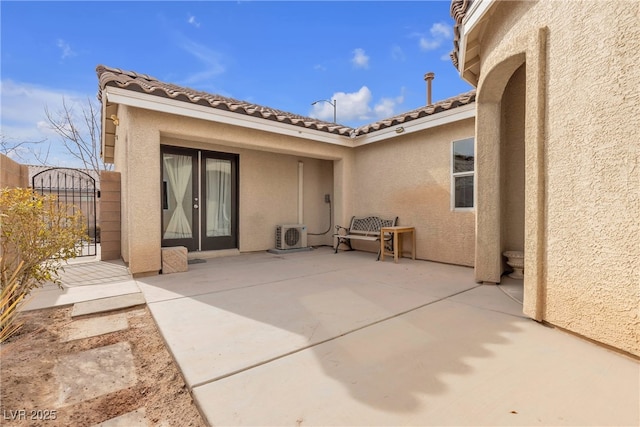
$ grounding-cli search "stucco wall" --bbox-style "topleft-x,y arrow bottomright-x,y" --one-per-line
0,154 -> 29,262
114,107 -> 346,275
351,119 -> 476,266
474,0 -> 640,356
0,154 -> 29,188
500,64 -> 526,258
163,137 -> 334,251
113,105 -> 130,264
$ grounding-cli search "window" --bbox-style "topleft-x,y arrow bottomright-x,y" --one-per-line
452,137 -> 475,209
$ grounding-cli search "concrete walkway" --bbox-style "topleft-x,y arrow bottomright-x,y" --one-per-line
136,247 -> 639,426
25,259 -> 141,311
19,258 -> 150,426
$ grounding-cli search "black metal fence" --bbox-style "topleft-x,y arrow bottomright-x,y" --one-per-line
31,168 -> 97,257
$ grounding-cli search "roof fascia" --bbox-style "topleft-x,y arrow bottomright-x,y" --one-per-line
104,86 -> 354,147
104,86 -> 475,149
458,0 -> 495,77
353,103 -> 475,147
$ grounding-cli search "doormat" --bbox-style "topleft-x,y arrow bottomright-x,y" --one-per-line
187,259 -> 206,265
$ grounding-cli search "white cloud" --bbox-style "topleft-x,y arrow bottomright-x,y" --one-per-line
1,80 -> 84,131
391,45 -> 405,61
351,48 -> 370,69
419,38 -> 441,51
430,22 -> 453,39
418,22 -> 454,51
56,39 -> 76,59
177,36 -> 226,85
0,80 -> 92,166
310,86 -> 372,122
373,90 -> 405,119
188,15 -> 201,28
309,86 -> 406,124
313,64 -> 327,72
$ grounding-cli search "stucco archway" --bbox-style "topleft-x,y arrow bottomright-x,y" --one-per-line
474,53 -> 526,285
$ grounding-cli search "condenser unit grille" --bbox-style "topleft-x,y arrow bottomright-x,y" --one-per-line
284,227 -> 300,247
276,224 -> 307,250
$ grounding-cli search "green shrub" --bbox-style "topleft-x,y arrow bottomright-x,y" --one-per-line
0,188 -> 86,342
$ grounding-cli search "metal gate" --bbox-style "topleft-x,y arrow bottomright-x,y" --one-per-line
32,168 -> 98,257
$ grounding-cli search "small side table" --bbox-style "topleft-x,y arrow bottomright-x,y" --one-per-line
380,226 -> 416,263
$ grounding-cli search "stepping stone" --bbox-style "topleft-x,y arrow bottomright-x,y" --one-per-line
72,293 -> 145,317
55,342 -> 137,406
62,313 -> 129,342
92,408 -> 148,426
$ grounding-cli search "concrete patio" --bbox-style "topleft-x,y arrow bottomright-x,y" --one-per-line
134,247 -> 639,426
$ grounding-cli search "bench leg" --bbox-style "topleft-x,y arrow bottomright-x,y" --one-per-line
378,237 -> 393,261
334,237 -> 353,253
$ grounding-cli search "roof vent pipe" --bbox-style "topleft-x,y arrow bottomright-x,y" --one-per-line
424,72 -> 435,106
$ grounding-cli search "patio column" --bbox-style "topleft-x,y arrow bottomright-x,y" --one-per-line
475,101 -> 502,284
522,28 -> 548,321
121,108 -> 162,276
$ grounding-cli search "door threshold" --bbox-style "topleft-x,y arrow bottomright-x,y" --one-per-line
187,249 -> 240,260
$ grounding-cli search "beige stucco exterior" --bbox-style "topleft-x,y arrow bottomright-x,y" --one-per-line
459,0 -> 639,356
351,119 -> 475,266
106,95 -> 477,277
113,105 -> 348,275
0,154 -> 29,189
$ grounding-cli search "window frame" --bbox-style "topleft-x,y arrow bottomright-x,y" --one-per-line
450,137 -> 475,211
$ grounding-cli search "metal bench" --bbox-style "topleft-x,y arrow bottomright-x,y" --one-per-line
333,216 -> 398,259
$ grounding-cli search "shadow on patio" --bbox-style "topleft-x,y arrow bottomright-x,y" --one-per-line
136,247 -> 639,426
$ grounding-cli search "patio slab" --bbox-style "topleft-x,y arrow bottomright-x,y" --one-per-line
71,292 -> 145,317
62,312 -> 129,342
194,299 -> 639,426
147,269 -> 457,387
137,249 -> 477,303
25,280 -> 141,311
54,341 -> 137,407
137,250 -> 365,303
92,408 -> 148,427
448,283 -> 526,318
139,248 -> 639,426
24,260 -> 139,312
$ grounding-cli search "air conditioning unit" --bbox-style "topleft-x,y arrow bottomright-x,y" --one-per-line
275,224 -> 308,250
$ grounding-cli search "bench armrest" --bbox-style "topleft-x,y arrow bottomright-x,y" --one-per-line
335,224 -> 350,235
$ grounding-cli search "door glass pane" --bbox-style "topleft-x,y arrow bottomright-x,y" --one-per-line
162,153 -> 193,239
206,158 -> 232,237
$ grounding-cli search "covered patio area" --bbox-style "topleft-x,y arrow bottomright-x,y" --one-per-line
136,247 -> 638,426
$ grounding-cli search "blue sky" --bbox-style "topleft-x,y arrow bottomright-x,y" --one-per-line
1,0 -> 472,166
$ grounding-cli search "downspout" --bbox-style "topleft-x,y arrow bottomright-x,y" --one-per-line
298,161 -> 304,224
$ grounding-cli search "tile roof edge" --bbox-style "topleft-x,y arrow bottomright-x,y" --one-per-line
450,0 -> 473,71
96,65 -> 475,137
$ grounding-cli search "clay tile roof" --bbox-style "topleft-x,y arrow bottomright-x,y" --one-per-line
353,90 -> 475,136
449,0 -> 473,70
96,65 -> 475,137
